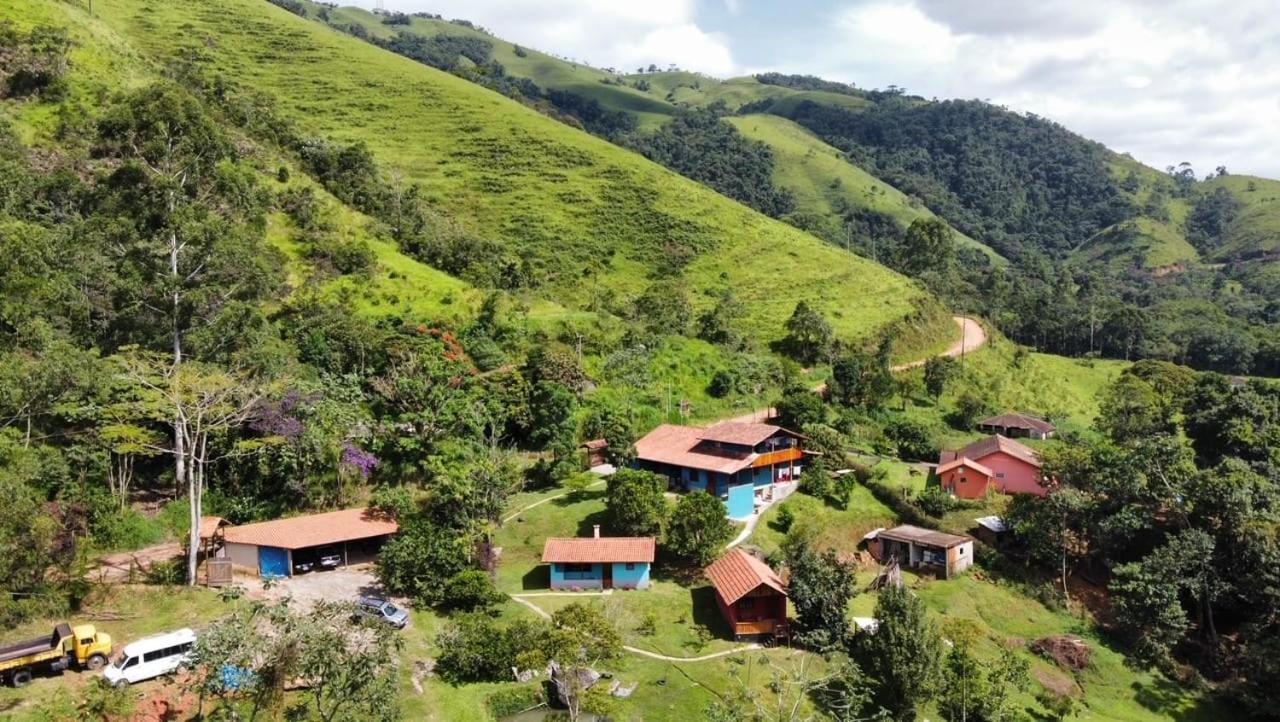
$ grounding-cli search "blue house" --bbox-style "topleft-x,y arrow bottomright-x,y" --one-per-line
541,529 -> 655,590
632,422 -> 807,520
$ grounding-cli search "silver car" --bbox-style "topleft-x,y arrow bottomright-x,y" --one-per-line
353,597 -> 408,629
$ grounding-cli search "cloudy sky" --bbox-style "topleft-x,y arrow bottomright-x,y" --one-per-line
361,0 -> 1280,178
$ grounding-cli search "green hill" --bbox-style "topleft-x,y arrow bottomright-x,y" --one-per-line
1072,217 -> 1200,271
79,0 -> 930,344
727,114 -> 1005,263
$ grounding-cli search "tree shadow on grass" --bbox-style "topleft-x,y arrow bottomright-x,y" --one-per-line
573,508 -> 609,538
689,585 -> 733,640
521,564 -> 550,591
550,488 -> 606,508
1131,677 -> 1222,721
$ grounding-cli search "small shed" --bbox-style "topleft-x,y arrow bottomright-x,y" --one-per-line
222,507 -> 398,579
581,439 -> 610,468
704,549 -> 789,643
973,516 -> 1009,547
871,525 -> 974,579
541,527 -> 655,590
977,412 -> 1055,440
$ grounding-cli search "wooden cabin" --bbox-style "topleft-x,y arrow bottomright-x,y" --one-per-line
704,549 -> 789,643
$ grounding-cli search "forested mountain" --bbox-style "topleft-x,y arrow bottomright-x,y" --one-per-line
296,1 -> 1280,376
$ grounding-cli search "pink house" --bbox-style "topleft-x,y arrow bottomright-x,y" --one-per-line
936,435 -> 1046,498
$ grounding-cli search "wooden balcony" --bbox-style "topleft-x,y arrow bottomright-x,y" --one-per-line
734,619 -> 778,636
751,448 -> 804,468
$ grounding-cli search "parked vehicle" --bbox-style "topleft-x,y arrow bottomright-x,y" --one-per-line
292,553 -> 318,574
353,597 -> 408,629
102,628 -> 196,687
0,623 -> 113,687
317,547 -> 343,570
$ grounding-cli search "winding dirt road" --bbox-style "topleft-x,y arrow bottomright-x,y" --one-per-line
724,315 -> 987,425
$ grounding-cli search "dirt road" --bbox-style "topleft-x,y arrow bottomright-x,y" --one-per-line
722,315 -> 987,424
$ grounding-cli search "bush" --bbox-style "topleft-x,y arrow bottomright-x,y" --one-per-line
775,504 -> 796,533
884,418 -> 935,460
915,487 -> 953,517
485,685 -> 543,718
145,558 -> 186,586
439,570 -> 504,612
708,368 -> 739,398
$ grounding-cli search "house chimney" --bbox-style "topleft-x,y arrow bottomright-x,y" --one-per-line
593,524 -> 600,539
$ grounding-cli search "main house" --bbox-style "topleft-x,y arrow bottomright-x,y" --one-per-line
704,549 -> 790,643
632,421 -> 806,519
541,528 -> 655,590
936,434 -> 1046,498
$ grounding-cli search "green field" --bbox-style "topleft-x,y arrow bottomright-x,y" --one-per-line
1073,217 -> 1200,270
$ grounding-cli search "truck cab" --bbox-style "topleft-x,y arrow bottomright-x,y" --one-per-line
66,625 -> 112,670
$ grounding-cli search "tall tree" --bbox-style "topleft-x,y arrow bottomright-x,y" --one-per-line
665,492 -> 733,566
858,585 -> 943,721
118,352 -> 267,584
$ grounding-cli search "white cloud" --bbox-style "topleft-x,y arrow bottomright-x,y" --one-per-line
802,0 -> 1280,176
361,0 -> 739,75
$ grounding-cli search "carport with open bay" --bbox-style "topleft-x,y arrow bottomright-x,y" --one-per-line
221,507 -> 399,579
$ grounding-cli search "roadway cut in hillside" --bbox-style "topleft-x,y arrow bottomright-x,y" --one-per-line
724,315 -> 988,425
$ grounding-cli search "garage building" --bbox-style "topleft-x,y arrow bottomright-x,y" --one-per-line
222,507 -> 399,578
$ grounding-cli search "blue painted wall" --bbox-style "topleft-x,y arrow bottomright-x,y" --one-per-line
611,562 -> 651,589
258,547 -> 290,578
727,483 -> 755,519
550,562 -> 603,589
687,468 -> 707,493
753,466 -> 774,487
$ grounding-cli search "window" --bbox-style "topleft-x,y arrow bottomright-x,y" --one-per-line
123,657 -> 138,669
739,597 -> 755,611
624,563 -> 636,571
561,563 -> 595,580
996,472 -> 1006,478
80,637 -> 94,646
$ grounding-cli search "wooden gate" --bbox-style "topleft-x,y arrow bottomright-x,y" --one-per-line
206,558 -> 233,587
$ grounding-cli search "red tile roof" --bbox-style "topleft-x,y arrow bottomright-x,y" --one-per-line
222,508 -> 398,550
541,537 -> 656,563
581,438 -> 609,450
699,422 -> 794,446
633,424 -> 755,474
198,516 -> 228,541
936,457 -> 994,477
978,412 -> 1055,434
953,434 -> 1042,469
704,549 -> 787,605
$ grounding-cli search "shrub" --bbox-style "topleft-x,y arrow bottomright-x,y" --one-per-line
915,487 -> 953,517
708,368 -> 739,398
145,558 -> 185,586
884,418 -> 935,460
439,570 -> 504,612
774,504 -> 795,533
485,685 -> 543,718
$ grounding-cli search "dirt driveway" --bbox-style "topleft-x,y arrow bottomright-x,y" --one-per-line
248,564 -> 398,611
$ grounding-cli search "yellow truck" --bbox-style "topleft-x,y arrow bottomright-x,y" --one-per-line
0,622 -> 112,687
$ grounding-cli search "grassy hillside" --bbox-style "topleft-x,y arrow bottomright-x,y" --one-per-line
52,0 -> 927,346
1203,174 -> 1280,261
728,114 -> 1005,262
289,4 -> 1001,270
1072,216 -> 1200,271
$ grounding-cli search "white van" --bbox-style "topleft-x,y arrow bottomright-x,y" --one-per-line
102,628 -> 196,687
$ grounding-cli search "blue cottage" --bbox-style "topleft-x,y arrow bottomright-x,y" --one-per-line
632,421 -> 807,520
541,528 -> 655,590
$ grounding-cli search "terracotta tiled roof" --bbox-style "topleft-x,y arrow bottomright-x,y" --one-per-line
582,438 -> 609,450
633,424 -> 756,474
978,412 -> 1055,434
704,549 -> 787,604
878,524 -> 972,549
198,516 -> 228,540
222,508 -> 398,550
936,457 -> 994,477
954,434 -> 1042,469
541,537 -> 656,563
699,422 -> 790,446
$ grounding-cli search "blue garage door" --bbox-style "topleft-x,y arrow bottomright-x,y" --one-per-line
258,547 -> 290,578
